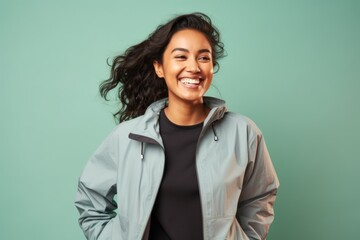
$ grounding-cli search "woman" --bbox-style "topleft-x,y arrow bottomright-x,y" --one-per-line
75,13 -> 279,240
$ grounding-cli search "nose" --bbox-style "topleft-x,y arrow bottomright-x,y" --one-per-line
186,58 -> 200,73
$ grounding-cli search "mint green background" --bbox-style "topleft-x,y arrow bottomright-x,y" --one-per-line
1,1 -> 359,239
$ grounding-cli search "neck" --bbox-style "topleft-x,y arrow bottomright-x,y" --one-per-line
164,98 -> 210,126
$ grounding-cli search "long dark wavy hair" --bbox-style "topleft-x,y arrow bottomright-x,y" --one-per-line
100,12 -> 225,123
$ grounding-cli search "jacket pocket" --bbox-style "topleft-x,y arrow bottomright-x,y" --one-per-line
226,218 -> 250,240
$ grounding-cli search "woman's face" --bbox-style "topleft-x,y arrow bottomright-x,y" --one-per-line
153,29 -> 213,105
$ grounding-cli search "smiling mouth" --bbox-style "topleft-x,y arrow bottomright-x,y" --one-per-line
180,78 -> 202,85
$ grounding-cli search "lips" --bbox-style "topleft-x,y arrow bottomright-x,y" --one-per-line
180,78 -> 201,85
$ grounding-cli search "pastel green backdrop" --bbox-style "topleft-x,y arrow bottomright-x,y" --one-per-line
1,0 -> 359,239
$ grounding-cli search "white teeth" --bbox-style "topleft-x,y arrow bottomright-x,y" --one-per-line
180,78 -> 200,84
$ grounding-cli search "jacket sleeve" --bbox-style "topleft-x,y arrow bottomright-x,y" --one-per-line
236,132 -> 279,240
75,131 -> 119,240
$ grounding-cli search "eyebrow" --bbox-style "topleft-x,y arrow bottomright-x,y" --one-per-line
171,48 -> 211,54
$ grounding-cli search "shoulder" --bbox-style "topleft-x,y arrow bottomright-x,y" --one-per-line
94,116 -> 145,153
221,111 -> 263,140
110,115 -> 144,137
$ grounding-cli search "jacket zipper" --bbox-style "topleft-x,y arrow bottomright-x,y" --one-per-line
195,147 -> 207,240
137,140 -> 165,240
195,123 -> 217,240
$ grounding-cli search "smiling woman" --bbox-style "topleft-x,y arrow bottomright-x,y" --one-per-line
75,12 -> 279,240
153,29 -> 214,125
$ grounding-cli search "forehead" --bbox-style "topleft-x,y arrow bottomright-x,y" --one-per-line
165,29 -> 212,52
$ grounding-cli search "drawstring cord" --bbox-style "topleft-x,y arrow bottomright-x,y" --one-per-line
140,142 -> 144,160
211,123 -> 219,141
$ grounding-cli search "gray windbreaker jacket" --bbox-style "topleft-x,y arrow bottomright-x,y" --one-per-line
75,97 -> 279,240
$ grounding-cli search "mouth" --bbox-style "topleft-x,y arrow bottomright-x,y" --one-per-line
179,78 -> 202,86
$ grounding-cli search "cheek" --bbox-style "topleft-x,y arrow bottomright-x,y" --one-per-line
202,62 -> 214,74
163,62 -> 183,76
207,65 -> 214,76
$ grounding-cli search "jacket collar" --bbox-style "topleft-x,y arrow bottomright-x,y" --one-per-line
128,96 -> 227,145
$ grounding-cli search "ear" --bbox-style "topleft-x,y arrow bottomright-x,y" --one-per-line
153,61 -> 164,78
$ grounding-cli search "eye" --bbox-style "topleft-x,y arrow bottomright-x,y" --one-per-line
198,56 -> 211,62
175,55 -> 187,60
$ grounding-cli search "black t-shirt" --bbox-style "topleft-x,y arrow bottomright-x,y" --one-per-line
149,110 -> 204,240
